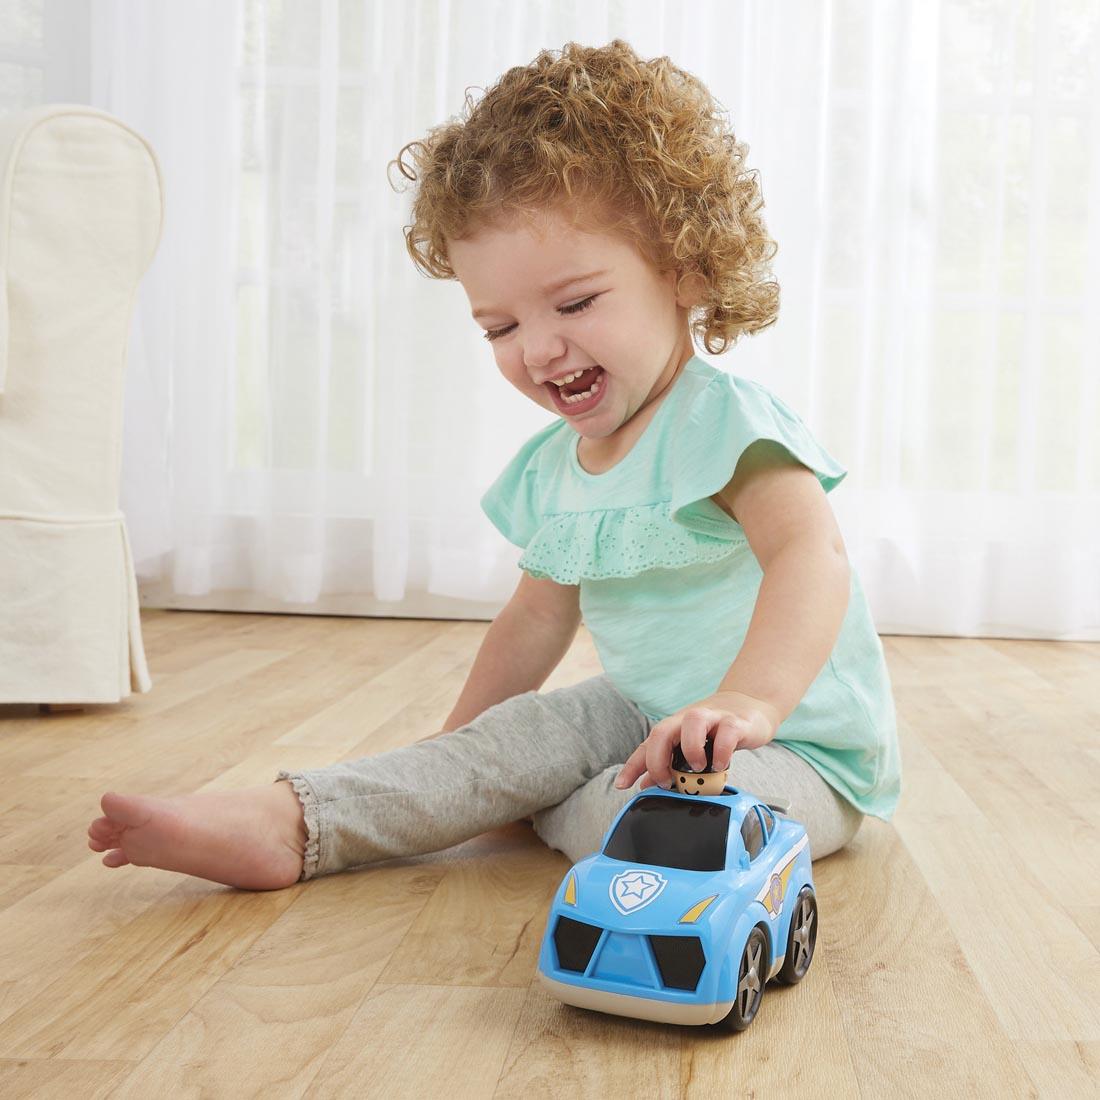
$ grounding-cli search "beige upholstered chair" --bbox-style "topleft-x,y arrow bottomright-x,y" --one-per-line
0,104 -> 161,703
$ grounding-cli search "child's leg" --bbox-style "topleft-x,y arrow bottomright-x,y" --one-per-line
531,741 -> 864,864
89,675 -> 650,890
276,675 -> 651,880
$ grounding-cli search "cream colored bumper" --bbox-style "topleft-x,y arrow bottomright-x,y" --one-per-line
537,971 -> 731,1026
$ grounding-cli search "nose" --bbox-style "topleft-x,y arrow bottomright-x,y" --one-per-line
521,321 -> 568,376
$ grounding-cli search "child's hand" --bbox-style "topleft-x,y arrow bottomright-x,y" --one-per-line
613,691 -> 780,791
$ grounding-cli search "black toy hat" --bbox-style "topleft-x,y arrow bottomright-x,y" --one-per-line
670,739 -> 716,774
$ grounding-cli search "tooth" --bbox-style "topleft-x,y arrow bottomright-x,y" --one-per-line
553,367 -> 601,387
564,376 -> 600,403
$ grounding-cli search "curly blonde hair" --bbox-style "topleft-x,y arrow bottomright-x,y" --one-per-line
389,39 -> 779,355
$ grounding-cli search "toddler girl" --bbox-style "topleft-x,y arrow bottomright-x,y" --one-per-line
87,40 -> 900,891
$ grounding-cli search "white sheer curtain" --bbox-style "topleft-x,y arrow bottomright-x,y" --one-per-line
1,0 -> 1097,638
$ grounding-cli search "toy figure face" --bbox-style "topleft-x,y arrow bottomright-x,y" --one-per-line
671,768 -> 727,796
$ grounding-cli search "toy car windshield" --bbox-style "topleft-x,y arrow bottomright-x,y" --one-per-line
601,795 -> 731,872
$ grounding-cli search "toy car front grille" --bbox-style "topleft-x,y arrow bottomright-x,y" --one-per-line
553,916 -> 602,973
648,934 -> 706,991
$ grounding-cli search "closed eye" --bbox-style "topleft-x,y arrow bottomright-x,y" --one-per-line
483,294 -> 599,342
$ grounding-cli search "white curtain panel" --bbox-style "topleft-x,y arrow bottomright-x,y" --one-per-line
1,0 -> 1097,638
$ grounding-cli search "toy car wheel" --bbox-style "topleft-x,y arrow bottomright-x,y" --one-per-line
718,926 -> 768,1032
775,886 -> 817,985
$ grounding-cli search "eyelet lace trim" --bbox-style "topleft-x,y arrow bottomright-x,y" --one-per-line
517,501 -> 744,584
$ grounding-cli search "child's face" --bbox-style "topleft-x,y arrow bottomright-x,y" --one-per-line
448,207 -> 695,440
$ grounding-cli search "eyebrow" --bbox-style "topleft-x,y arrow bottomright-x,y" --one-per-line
472,269 -> 610,321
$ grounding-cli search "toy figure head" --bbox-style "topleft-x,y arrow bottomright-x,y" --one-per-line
670,740 -> 728,796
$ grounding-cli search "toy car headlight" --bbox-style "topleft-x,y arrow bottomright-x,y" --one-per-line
678,894 -> 719,924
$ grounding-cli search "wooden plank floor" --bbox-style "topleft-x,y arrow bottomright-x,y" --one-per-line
0,610 -> 1098,1099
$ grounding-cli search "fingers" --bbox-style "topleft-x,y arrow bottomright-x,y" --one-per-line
641,735 -> 677,789
615,718 -> 680,790
614,708 -> 747,792
679,709 -> 711,772
710,715 -> 745,771
646,708 -> 718,788
614,741 -> 650,789
638,718 -> 679,789
616,710 -> 717,790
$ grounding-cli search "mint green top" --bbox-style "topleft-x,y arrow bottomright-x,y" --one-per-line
480,355 -> 901,820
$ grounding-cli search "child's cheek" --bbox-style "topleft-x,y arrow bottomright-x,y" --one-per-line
502,366 -> 551,407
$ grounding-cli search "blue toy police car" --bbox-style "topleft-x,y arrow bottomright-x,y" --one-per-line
536,784 -> 817,1031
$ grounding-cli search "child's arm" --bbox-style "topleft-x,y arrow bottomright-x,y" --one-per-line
711,439 -> 850,722
616,440 -> 851,789
437,572 -> 582,734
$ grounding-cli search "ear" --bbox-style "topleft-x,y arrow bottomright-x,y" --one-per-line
673,269 -> 707,309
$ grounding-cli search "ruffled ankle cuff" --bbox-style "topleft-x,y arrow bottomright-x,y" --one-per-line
275,771 -> 321,881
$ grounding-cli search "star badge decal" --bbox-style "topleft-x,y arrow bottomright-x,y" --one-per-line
609,869 -> 668,914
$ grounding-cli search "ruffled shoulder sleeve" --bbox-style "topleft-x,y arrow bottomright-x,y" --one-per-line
669,372 -> 847,539
479,419 -> 566,549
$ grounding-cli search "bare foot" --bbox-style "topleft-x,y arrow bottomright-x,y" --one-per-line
87,780 -> 309,891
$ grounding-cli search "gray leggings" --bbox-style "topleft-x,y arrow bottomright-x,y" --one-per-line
275,675 -> 864,882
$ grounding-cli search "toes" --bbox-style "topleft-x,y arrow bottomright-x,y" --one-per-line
88,818 -> 121,850
100,792 -> 155,828
88,830 -> 117,853
102,849 -> 131,869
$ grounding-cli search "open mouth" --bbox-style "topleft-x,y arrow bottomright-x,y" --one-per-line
546,366 -> 605,413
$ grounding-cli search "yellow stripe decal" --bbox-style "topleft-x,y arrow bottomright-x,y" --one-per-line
678,894 -> 719,923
